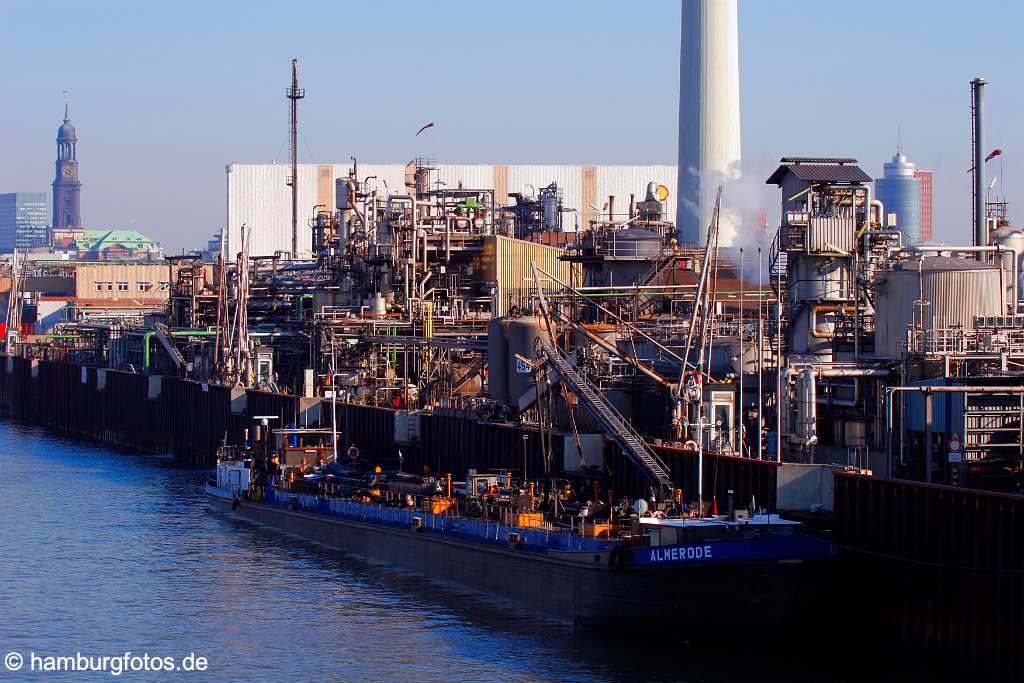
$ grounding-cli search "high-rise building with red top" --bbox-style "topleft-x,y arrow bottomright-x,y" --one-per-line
914,169 -> 933,241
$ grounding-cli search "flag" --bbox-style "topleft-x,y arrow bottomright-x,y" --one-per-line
415,122 -> 435,136
986,149 -> 1003,163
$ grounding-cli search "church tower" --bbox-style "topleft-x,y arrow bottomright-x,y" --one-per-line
52,95 -> 81,230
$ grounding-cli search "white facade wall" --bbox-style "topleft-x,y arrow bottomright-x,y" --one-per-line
225,163 -> 320,259
227,163 -> 679,257
434,164 -> 494,192
595,165 -> 677,224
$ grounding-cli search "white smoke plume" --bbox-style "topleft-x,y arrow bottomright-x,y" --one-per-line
681,162 -> 777,282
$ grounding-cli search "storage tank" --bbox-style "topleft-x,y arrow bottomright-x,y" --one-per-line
604,229 -> 664,286
607,229 -> 662,259
487,317 -> 510,404
505,316 -> 545,402
874,256 -> 1004,358
990,222 -> 1024,309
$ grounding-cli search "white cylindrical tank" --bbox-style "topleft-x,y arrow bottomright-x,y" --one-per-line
991,224 -> 1024,308
676,0 -> 741,245
874,256 -> 1004,358
794,369 -> 817,447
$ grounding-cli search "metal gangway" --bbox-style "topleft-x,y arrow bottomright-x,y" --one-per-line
537,335 -> 674,495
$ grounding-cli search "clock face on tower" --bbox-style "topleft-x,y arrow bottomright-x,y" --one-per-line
61,165 -> 74,179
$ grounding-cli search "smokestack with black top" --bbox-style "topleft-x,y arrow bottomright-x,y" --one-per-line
971,77 -> 986,255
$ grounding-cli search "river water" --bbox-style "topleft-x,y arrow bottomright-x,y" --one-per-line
0,421 -> 910,682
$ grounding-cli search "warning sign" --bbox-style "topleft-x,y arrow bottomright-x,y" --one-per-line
948,434 -> 964,463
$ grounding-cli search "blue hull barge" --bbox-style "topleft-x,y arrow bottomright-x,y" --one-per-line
206,454 -> 834,629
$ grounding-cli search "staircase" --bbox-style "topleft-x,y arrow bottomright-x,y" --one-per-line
768,230 -> 788,299
153,323 -> 185,370
634,251 -> 679,315
538,336 -> 673,493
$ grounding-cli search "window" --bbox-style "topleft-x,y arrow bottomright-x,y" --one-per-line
95,282 -> 104,292
138,281 -> 151,292
106,282 -> 113,291
116,281 -> 129,292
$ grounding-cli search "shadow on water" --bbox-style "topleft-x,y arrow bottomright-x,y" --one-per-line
0,419 -> 970,682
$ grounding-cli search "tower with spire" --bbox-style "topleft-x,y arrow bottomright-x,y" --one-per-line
52,93 -> 81,230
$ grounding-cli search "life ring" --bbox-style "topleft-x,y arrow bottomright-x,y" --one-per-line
608,544 -> 631,572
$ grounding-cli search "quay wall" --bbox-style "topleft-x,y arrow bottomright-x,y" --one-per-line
833,472 -> 1024,679
2,356 -> 1021,675
0,357 -> 776,508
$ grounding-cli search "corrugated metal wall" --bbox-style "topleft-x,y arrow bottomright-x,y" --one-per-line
479,235 -> 576,315
227,163 -> 679,256
924,268 -> 1003,329
226,164 -> 319,258
874,266 -> 1004,358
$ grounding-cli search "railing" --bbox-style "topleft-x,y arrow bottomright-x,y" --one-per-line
261,489 -> 614,554
908,327 -> 1024,357
537,336 -> 673,492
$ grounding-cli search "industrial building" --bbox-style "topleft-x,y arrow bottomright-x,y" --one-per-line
50,228 -> 165,262
914,168 -> 933,241
225,162 -> 678,258
0,193 -> 48,251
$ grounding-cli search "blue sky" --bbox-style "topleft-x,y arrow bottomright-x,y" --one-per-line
1,1 -> 1021,252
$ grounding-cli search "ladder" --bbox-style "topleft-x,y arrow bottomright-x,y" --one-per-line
538,335 -> 673,493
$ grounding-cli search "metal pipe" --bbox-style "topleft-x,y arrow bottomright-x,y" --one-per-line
422,229 -> 428,277
972,77 -> 987,253
925,392 -> 934,483
776,233 -> 783,463
757,247 -> 763,459
533,265 -> 687,365
556,313 -> 673,388
739,248 -> 745,455
871,199 -> 885,227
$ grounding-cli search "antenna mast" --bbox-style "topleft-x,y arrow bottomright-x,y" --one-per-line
286,58 -> 305,258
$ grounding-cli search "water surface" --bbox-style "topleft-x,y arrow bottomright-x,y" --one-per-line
0,421 -> 910,681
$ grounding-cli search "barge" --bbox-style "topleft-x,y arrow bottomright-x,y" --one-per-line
206,440 -> 834,628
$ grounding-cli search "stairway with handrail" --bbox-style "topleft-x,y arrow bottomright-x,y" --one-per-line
537,335 -> 673,494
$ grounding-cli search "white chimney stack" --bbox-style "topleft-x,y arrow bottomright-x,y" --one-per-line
676,0 -> 741,245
